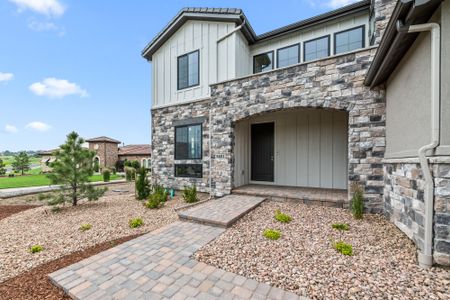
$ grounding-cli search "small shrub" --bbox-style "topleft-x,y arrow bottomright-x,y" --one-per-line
135,167 -> 150,200
111,167 -> 116,175
182,185 -> 198,203
333,241 -> 353,256
30,245 -> 43,253
125,167 -> 136,182
351,183 -> 364,219
129,218 -> 143,228
93,160 -> 99,173
8,173 -> 15,178
263,229 -> 281,240
79,224 -> 93,231
102,169 -> 111,182
38,193 -> 51,201
51,206 -> 61,213
145,185 -> 167,209
332,223 -> 350,231
274,210 -> 292,223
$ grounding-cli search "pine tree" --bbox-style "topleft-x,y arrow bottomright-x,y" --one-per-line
135,167 -> 150,200
47,131 -> 106,206
0,158 -> 6,176
12,151 -> 30,175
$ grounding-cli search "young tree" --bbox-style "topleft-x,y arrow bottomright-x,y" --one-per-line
12,151 -> 30,175
0,158 -> 6,176
135,167 -> 150,200
47,131 -> 106,206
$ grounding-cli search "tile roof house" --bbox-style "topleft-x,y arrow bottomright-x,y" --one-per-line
142,0 -> 450,267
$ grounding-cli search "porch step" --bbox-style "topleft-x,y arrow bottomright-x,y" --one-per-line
177,195 -> 266,228
232,185 -> 347,208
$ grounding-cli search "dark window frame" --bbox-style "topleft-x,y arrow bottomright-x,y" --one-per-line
174,123 -> 203,160
174,164 -> 203,178
303,35 -> 331,62
333,25 -> 365,55
253,51 -> 274,74
276,43 -> 301,68
177,50 -> 200,91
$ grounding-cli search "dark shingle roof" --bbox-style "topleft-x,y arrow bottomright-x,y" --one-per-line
85,136 -> 121,144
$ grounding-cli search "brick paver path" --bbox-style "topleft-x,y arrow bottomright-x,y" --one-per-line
49,196 -> 307,300
177,195 -> 266,227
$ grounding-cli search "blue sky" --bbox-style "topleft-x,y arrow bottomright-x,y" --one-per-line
0,0 -> 354,151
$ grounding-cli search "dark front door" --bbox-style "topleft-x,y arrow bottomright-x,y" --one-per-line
251,122 -> 274,182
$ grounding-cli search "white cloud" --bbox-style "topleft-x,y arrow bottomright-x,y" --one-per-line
9,0 -> 65,17
325,0 -> 359,8
25,121 -> 52,132
0,72 -> 14,82
27,19 -> 66,36
4,124 -> 18,133
29,77 -> 88,98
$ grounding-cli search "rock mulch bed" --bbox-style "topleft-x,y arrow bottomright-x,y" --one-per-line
0,205 -> 40,221
0,234 -> 141,300
195,201 -> 450,299
0,189 -> 183,283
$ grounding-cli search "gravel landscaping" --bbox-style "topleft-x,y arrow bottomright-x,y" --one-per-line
195,201 -> 450,299
0,183 -> 192,283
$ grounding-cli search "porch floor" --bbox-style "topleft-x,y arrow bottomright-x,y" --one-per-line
232,184 -> 348,208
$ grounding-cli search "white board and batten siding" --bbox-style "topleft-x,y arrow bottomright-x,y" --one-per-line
234,109 -> 348,189
152,20 -> 239,107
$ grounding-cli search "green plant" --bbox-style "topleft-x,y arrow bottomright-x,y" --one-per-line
332,223 -> 350,231
30,245 -> 43,253
0,158 -> 6,176
111,167 -> 116,175
38,193 -> 52,201
93,160 -> 99,173
125,167 -> 136,182
145,185 -> 167,209
263,229 -> 281,240
12,151 -> 31,175
46,132 -> 106,206
182,185 -> 198,203
51,206 -> 61,213
79,223 -> 93,231
333,241 -> 353,256
351,183 -> 364,220
102,169 -> 111,182
274,210 -> 292,223
129,217 -> 143,228
135,167 -> 150,200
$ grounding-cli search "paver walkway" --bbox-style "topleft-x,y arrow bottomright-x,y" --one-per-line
177,195 -> 266,227
50,196 -> 307,300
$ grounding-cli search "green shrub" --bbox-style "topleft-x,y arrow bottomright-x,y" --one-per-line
125,160 -> 140,169
93,160 -> 99,173
125,167 -> 136,182
111,167 -> 116,175
182,185 -> 198,203
129,218 -> 143,228
135,167 -> 150,200
351,183 -> 364,220
332,223 -> 350,231
38,193 -> 51,201
263,229 -> 281,240
333,241 -> 353,256
51,206 -> 61,213
145,185 -> 167,209
274,210 -> 292,223
30,245 -> 43,253
79,224 -> 93,231
102,169 -> 111,182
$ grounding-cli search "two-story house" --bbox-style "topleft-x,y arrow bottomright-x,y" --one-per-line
143,0 -> 450,267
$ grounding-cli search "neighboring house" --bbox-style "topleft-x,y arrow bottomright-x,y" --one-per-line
39,136 -> 151,171
142,0 -> 449,267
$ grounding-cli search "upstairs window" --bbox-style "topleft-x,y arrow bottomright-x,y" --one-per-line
175,124 -> 202,160
177,50 -> 199,90
304,35 -> 330,62
253,51 -> 274,73
334,26 -> 365,54
277,44 -> 300,68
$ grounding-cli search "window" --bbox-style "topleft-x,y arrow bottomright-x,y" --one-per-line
177,50 -> 199,90
175,164 -> 203,178
334,26 -> 365,54
303,36 -> 330,62
253,51 -> 274,73
277,44 -> 300,68
175,124 -> 202,160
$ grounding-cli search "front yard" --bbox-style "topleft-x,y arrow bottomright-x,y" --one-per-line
0,173 -> 121,189
195,201 -> 450,299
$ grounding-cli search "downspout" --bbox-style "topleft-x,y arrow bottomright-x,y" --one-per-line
209,20 -> 245,197
396,20 -> 441,268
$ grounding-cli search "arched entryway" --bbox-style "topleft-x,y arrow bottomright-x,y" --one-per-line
233,108 -> 348,191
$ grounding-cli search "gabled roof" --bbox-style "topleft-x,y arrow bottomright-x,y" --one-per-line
38,148 -> 59,156
85,136 -> 121,144
118,144 -> 152,156
364,0 -> 443,87
142,1 -> 370,61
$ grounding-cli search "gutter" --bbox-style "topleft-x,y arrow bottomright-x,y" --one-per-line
397,20 -> 441,268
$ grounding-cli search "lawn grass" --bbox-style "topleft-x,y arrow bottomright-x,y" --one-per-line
0,174 -> 121,189
0,156 -> 40,167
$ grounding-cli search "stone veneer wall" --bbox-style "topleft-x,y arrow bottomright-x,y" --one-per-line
207,48 -> 386,211
89,143 -> 119,170
384,160 -> 450,265
151,99 -> 211,192
373,0 -> 397,45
